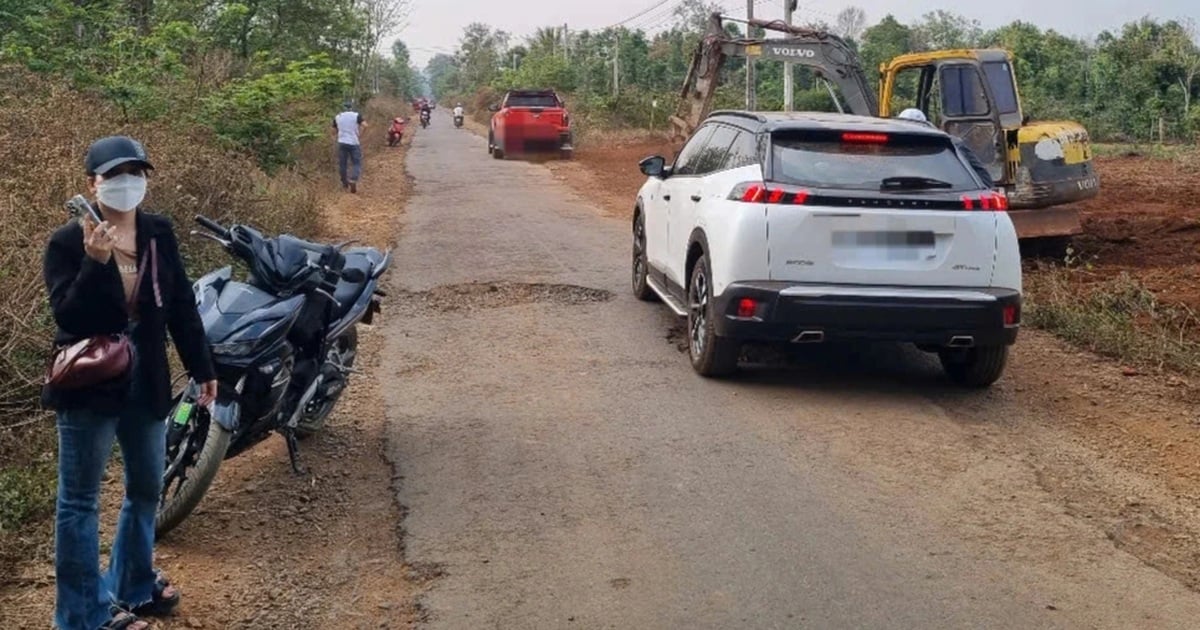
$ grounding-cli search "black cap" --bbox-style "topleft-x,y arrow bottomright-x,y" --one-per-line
84,135 -> 155,176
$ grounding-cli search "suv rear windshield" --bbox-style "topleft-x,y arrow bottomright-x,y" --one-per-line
769,130 -> 980,192
506,93 -> 560,108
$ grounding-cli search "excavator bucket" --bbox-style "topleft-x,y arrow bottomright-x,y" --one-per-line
1007,207 -> 1083,240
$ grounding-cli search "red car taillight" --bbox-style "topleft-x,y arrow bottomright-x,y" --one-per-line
961,191 -> 1009,211
729,182 -> 809,205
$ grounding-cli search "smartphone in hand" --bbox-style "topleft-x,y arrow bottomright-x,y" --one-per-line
65,194 -> 102,225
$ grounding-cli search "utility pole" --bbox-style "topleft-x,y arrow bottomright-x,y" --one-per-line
563,24 -> 569,60
746,0 -> 757,110
784,0 -> 796,111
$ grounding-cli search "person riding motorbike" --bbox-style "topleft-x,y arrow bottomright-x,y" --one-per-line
453,103 -> 464,128
388,117 -> 406,147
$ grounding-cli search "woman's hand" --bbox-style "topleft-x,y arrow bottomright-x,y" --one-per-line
82,216 -> 117,264
196,380 -> 218,407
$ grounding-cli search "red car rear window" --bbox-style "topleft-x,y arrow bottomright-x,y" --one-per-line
506,94 -> 560,108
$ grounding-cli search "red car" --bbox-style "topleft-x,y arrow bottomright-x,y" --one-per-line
487,89 -> 573,160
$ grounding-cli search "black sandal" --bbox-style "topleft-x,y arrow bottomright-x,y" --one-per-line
101,610 -> 151,630
130,572 -> 180,617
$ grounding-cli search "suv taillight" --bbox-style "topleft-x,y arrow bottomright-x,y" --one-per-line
961,191 -> 1009,211
729,182 -> 809,205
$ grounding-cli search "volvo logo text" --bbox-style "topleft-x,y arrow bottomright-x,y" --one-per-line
770,47 -> 817,58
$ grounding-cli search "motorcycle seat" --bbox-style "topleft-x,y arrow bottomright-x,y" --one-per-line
332,248 -> 383,316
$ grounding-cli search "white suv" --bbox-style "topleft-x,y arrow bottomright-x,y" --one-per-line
631,111 -> 1021,387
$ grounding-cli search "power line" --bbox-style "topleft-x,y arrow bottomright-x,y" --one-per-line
608,0 -> 675,29
627,0 -> 687,32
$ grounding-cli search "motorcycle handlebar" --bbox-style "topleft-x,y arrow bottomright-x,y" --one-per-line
195,215 -> 230,239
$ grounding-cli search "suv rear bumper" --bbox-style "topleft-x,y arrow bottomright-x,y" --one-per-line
713,282 -> 1020,347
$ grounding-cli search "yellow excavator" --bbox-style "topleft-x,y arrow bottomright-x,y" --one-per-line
670,14 -> 1100,241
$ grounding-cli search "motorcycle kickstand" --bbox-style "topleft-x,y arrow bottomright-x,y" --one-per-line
283,428 -> 307,476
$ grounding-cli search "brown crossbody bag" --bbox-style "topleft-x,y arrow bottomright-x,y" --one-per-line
44,239 -> 159,390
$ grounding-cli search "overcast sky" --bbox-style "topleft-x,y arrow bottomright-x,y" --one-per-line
399,0 -> 1198,68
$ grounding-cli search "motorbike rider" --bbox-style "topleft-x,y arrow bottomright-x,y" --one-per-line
388,116 -> 406,146
896,108 -> 994,188
453,103 -> 465,124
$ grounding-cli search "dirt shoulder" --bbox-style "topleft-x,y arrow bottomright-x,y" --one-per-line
0,135 -> 419,629
547,135 -> 1200,594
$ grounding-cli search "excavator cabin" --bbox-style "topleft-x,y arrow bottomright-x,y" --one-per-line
880,50 -> 1099,239
670,14 -> 1100,241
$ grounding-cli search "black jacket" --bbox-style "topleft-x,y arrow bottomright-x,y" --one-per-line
42,209 -> 216,418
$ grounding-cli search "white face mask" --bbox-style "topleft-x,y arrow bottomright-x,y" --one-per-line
96,173 -> 147,212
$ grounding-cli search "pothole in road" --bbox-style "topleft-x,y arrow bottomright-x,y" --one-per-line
393,282 -> 613,314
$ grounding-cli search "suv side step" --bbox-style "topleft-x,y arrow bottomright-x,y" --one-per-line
647,277 -> 687,317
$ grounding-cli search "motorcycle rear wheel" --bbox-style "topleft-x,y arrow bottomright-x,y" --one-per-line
296,326 -> 358,438
156,403 -> 233,536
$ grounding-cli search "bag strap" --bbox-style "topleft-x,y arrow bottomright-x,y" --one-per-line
127,238 -> 162,314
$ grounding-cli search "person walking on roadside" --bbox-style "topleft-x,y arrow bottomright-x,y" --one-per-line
333,100 -> 366,193
43,136 -> 218,629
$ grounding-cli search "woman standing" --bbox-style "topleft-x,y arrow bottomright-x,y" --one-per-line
43,136 -> 218,630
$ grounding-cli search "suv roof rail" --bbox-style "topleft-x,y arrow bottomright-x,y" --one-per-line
708,110 -> 767,124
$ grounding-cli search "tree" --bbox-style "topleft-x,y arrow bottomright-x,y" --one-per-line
456,23 -> 508,94
673,0 -> 722,35
835,7 -> 867,43
351,0 -> 413,93
859,15 -> 913,83
425,53 -> 458,98
912,10 -> 983,50
1167,18 -> 1200,115
385,39 -> 419,99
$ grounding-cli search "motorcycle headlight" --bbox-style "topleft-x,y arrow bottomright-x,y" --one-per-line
211,339 -> 257,357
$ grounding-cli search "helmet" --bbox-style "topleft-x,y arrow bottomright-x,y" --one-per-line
84,136 -> 155,176
897,108 -> 930,124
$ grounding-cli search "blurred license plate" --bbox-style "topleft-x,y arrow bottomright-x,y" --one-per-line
832,231 -> 936,261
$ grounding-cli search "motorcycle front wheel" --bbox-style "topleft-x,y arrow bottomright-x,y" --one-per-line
156,399 -> 233,536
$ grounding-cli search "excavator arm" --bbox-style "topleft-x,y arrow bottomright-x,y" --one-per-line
671,13 -> 878,142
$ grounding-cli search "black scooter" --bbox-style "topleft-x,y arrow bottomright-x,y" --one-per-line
156,215 -> 390,535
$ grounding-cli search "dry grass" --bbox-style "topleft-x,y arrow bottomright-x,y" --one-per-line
1025,266 -> 1200,375
0,65 -> 330,570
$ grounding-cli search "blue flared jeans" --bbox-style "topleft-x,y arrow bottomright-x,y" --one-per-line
54,345 -> 164,630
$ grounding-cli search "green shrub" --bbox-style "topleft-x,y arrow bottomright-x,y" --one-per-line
201,55 -> 350,170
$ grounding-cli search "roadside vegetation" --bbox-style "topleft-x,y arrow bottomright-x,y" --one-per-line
0,0 -> 420,574
1026,264 -> 1200,376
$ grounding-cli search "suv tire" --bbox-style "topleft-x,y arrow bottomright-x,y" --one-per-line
632,212 -> 655,301
939,345 -> 1008,388
688,254 -> 739,376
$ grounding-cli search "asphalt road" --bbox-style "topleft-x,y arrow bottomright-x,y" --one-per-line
380,116 -> 1200,629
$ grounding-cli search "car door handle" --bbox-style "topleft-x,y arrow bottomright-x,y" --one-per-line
690,194 -> 702,202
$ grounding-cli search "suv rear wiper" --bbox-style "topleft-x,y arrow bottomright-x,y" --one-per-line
880,176 -> 954,191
